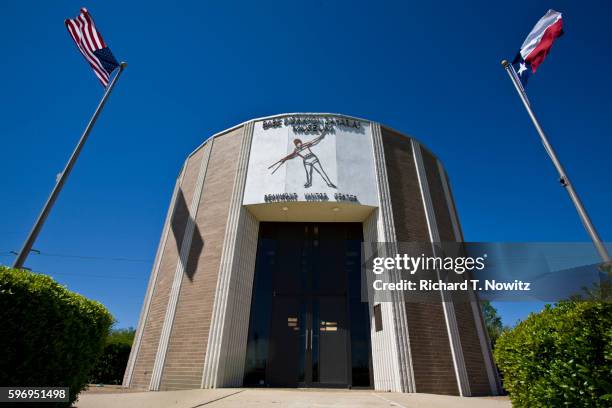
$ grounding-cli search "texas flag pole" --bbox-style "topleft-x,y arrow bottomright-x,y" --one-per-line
501,10 -> 610,263
13,8 -> 126,269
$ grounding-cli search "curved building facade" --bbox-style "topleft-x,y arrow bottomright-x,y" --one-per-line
123,113 -> 500,396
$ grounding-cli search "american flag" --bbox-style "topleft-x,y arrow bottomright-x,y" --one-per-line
65,8 -> 119,87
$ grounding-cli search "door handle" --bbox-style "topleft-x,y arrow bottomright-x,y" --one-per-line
310,328 -> 313,350
305,329 -> 309,351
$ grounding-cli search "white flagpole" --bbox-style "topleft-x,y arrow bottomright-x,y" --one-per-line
501,59 -> 610,263
12,62 -> 127,269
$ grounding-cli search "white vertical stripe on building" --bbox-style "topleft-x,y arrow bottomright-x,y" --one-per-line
149,140 -> 214,391
369,123 -> 415,393
412,139 -> 471,397
437,161 -> 501,395
123,164 -> 187,388
220,209 -> 259,386
202,121 -> 255,388
362,211 -> 385,389
370,126 -> 398,392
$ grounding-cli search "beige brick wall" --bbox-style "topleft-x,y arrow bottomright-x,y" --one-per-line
422,149 -> 491,395
421,148 -> 493,396
381,127 -> 459,395
130,147 -> 206,389
423,150 -> 491,396
159,128 -> 243,390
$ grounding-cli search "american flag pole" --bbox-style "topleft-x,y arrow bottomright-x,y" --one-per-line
501,59 -> 610,264
12,62 -> 127,269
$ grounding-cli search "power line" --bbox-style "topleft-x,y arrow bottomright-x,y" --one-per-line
44,271 -> 142,280
1,250 -> 151,264
36,251 -> 151,263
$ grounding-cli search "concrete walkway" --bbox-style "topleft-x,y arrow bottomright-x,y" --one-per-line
75,388 -> 511,408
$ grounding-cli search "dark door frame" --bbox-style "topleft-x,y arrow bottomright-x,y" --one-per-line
243,222 -> 372,389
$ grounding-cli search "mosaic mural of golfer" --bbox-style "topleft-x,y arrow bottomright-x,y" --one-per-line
268,132 -> 337,188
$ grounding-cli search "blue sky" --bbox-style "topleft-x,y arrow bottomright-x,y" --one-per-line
1,1 -> 611,328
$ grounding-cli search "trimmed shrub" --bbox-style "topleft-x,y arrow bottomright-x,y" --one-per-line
494,301 -> 612,407
0,266 -> 114,407
105,327 -> 135,346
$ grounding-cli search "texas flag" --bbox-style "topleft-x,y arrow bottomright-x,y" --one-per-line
513,9 -> 564,87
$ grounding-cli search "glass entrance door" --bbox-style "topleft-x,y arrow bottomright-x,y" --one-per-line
244,222 -> 371,388
315,296 -> 349,385
266,295 -> 349,387
262,295 -> 303,386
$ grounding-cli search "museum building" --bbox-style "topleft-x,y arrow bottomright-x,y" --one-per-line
123,113 -> 501,396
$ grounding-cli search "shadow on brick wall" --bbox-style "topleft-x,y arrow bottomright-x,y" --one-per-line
171,188 -> 204,282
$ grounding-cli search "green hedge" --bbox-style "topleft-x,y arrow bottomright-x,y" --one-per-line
0,266 -> 114,407
494,301 -> 612,407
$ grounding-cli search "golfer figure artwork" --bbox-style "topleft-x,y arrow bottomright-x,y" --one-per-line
268,131 -> 337,188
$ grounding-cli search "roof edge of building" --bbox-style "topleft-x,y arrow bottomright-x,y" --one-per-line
186,112 -> 439,163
